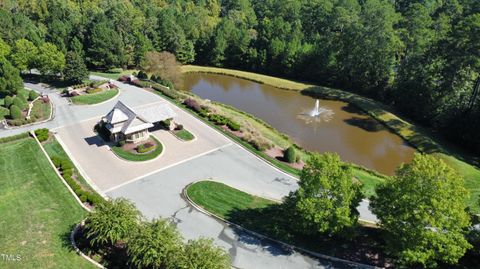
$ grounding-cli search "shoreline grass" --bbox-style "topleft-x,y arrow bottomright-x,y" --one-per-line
111,136 -> 163,162
71,88 -> 119,105
0,137 -> 95,268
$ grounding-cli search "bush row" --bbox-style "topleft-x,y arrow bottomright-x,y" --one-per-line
137,142 -> 155,153
35,128 -> 49,142
0,132 -> 30,143
50,155 -> 103,206
208,114 -> 241,131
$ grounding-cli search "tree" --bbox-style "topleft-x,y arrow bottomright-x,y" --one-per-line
180,238 -> 231,269
85,198 -> 140,246
10,39 -> 38,72
0,37 -> 11,57
63,51 -> 88,84
142,51 -> 182,88
127,219 -> 183,269
288,152 -> 363,236
9,105 -> 22,119
370,154 -> 472,267
0,57 -> 23,96
36,42 -> 65,76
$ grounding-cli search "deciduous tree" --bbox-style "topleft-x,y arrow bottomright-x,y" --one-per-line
142,51 -> 182,88
36,42 -> 65,76
288,152 -> 363,236
0,57 -> 23,96
180,237 -> 231,269
370,154 -> 472,267
63,51 -> 88,84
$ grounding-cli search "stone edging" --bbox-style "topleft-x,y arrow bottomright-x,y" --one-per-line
32,131 -> 90,212
69,88 -> 121,107
32,131 -> 107,269
182,180 -> 380,269
71,220 -> 105,269
3,95 -> 55,130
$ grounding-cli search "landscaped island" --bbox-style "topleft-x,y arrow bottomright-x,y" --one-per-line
0,88 -> 51,126
66,80 -> 119,105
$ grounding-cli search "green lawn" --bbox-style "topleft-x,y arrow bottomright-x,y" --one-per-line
354,169 -> 386,198
90,70 -> 136,80
43,137 -> 96,193
174,128 -> 195,141
30,99 -> 51,121
0,137 -> 95,268
187,181 -> 275,219
111,136 -> 163,162
71,88 -> 119,105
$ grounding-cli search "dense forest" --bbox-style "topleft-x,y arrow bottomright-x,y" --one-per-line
0,0 -> 478,154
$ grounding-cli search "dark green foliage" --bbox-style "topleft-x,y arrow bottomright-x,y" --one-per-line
0,56 -> 22,96
3,95 -> 13,108
0,0 -> 477,154
137,70 -> 148,79
64,51 -> 88,84
284,146 -> 296,163
28,90 -> 38,101
106,68 -> 123,73
9,105 -> 22,119
12,96 -> 27,110
34,128 -> 49,142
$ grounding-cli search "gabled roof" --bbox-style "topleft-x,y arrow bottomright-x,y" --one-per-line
105,101 -> 176,135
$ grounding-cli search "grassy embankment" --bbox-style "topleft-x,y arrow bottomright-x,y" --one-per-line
0,135 -> 95,268
71,87 -> 119,105
111,136 -> 163,162
182,65 -> 480,213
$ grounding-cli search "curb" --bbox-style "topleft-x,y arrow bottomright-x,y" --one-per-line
32,131 -> 91,212
109,135 -> 165,164
71,220 -> 105,269
3,95 -> 55,130
183,181 -> 380,269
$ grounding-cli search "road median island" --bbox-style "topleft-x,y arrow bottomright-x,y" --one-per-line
185,180 -> 384,268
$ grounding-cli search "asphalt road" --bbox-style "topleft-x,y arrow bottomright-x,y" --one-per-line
1,76 -> 377,268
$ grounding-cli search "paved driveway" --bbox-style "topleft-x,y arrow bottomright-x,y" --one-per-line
53,100 -> 232,191
107,144 -> 361,269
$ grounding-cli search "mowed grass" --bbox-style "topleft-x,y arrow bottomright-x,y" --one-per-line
174,129 -> 195,141
30,99 -> 51,121
0,138 -> 94,268
111,136 -> 163,162
354,169 -> 386,198
71,88 -> 119,105
186,181 -> 275,219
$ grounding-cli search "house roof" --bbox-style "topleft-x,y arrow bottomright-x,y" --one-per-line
105,101 -> 176,135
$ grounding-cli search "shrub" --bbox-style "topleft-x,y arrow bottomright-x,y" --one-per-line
227,120 -> 241,131
183,98 -> 201,112
118,75 -> 129,82
160,119 -> 171,129
4,96 -> 13,108
284,146 -> 296,163
137,70 -> 148,79
137,142 -> 155,153
118,140 -> 125,147
12,97 -> 27,110
9,105 -> 22,119
28,90 -> 39,101
175,124 -> 184,130
106,68 -> 123,73
34,128 -> 49,142
0,132 -> 29,143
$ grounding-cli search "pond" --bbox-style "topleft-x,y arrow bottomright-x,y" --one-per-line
183,72 -> 415,175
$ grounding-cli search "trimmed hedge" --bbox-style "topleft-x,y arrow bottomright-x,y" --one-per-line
35,128 -> 49,142
9,105 -> 22,119
28,90 -> 39,101
4,95 -> 13,108
284,146 -> 296,163
0,132 -> 30,143
106,68 -> 123,73
50,155 -> 104,206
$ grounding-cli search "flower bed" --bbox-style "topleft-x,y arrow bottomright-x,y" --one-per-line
111,136 -> 163,162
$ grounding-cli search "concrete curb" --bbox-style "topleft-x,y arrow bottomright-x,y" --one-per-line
32,131 -> 91,212
71,220 -> 105,269
183,181 -> 381,269
109,135 -> 165,164
3,95 -> 55,130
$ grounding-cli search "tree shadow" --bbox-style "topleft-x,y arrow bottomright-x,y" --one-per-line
341,103 -> 367,116
225,204 -> 393,267
344,117 -> 385,132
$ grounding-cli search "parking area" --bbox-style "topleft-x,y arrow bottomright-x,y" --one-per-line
53,100 -> 231,192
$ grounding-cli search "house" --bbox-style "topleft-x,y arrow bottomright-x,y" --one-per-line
103,101 -> 176,143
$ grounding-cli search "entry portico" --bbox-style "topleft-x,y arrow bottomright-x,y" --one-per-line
103,101 -> 176,143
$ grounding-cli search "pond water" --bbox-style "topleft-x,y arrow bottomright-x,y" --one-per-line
183,73 -> 415,175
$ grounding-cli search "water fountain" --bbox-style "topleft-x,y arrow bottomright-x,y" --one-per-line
299,99 -> 334,123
